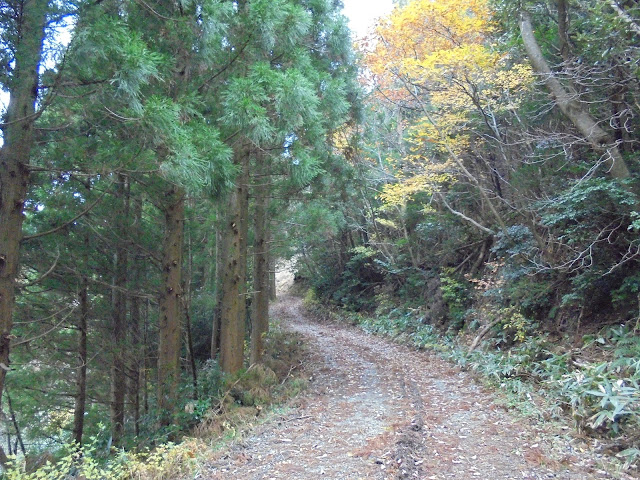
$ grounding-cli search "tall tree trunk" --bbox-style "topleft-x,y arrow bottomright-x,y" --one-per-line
72,234 -> 89,445
0,0 -> 47,413
557,0 -> 571,62
251,156 -> 271,364
5,389 -> 24,455
183,212 -> 198,398
128,196 -> 143,437
519,11 -> 632,181
111,175 -> 129,443
143,298 -> 150,414
184,303 -> 198,398
211,210 -> 224,360
269,257 -> 276,301
219,145 -> 249,374
129,292 -> 141,436
157,186 -> 185,426
238,151 -> 250,345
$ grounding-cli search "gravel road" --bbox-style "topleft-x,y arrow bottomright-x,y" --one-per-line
202,295 -> 629,479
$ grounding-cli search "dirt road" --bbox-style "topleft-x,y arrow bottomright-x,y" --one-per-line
204,296 -> 625,479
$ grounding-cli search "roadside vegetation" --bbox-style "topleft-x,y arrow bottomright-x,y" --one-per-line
303,286 -> 640,470
2,323 -> 307,480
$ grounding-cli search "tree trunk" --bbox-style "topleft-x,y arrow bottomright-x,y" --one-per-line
219,145 -> 249,374
0,0 -> 47,412
129,290 -> 141,437
128,196 -> 143,437
184,303 -> 198,398
251,157 -> 271,364
238,152 -> 250,334
157,186 -> 185,425
143,298 -> 150,414
557,0 -> 571,62
72,235 -> 89,445
6,389 -> 24,455
111,175 -> 129,443
211,210 -> 224,359
184,216 -> 198,398
519,11 -> 632,181
269,257 -> 277,301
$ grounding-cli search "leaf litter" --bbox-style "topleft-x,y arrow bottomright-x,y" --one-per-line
201,295 -> 633,479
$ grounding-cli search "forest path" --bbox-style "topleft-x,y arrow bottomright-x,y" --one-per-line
203,295 -> 620,479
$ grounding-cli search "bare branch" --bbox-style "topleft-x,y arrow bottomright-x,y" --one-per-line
608,0 -> 640,36
519,10 -> 632,181
12,306 -> 77,348
21,188 -> 109,243
17,249 -> 61,288
437,192 -> 496,235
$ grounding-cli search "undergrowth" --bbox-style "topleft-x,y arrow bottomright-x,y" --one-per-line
3,322 -> 307,480
304,287 -> 640,471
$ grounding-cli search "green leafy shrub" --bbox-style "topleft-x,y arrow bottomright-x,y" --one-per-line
439,268 -> 469,332
197,360 -> 224,399
3,428 -> 199,480
302,288 -> 319,308
331,246 -> 384,311
612,273 -> 640,313
555,325 -> 640,435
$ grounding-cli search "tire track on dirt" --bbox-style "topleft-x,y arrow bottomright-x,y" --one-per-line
202,296 -> 626,479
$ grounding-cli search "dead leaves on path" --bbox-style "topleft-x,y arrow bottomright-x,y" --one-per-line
201,296 -> 626,479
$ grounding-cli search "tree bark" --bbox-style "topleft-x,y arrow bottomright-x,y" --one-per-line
129,290 -> 141,437
184,301 -> 198,398
211,209 -> 224,359
6,389 -> 24,455
0,0 -> 47,411
143,298 -> 150,414
128,195 -> 143,437
269,257 -> 277,301
519,11 -> 632,181
183,217 -> 198,398
238,151 -> 250,336
111,175 -> 129,443
219,145 -> 249,374
557,0 -> 571,62
72,234 -> 89,445
157,186 -> 185,425
250,156 -> 271,364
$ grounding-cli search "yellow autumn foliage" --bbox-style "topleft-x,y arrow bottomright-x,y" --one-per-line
380,172 -> 454,207
367,0 -> 493,87
361,0 -> 533,208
